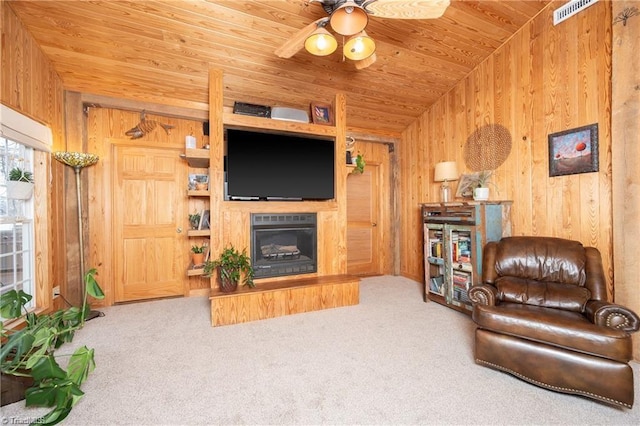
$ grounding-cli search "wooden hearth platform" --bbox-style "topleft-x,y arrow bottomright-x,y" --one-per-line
209,274 -> 360,326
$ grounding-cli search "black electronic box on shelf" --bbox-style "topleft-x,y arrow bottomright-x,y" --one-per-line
233,101 -> 271,118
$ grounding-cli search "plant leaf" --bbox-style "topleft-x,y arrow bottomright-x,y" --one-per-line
84,268 -> 105,299
0,329 -> 35,371
30,355 -> 67,382
66,346 -> 95,386
0,289 -> 32,319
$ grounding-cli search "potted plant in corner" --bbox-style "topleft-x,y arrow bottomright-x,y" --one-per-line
7,167 -> 34,200
204,245 -> 255,293
0,268 -> 105,425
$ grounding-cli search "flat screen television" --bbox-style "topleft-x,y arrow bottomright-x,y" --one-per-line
225,128 -> 335,201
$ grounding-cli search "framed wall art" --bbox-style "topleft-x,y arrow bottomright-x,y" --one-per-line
310,102 -> 334,126
548,123 -> 599,177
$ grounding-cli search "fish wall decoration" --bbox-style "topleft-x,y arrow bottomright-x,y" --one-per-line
125,111 -> 174,139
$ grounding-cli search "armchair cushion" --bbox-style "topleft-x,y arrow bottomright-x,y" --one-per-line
495,276 -> 591,312
494,237 -> 586,285
473,302 -> 633,363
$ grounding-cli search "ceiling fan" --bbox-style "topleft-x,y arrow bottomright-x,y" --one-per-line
275,0 -> 450,69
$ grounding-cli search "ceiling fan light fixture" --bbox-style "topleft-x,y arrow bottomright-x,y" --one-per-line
343,30 -> 376,61
330,1 -> 369,36
305,27 -> 338,56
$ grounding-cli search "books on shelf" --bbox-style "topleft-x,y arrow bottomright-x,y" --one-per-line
429,275 -> 445,294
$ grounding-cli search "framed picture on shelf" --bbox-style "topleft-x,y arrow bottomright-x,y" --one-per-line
455,173 -> 479,198
198,209 -> 210,230
548,123 -> 599,177
189,174 -> 209,190
310,102 -> 334,126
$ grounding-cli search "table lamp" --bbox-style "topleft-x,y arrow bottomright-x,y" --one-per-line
434,161 -> 459,203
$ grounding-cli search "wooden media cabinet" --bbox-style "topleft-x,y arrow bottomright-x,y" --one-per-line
209,274 -> 360,326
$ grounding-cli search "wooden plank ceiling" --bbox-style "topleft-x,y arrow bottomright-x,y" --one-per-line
7,0 -> 550,137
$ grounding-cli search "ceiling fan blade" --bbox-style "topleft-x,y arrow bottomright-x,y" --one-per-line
355,53 -> 377,70
363,0 -> 450,19
275,18 -> 327,58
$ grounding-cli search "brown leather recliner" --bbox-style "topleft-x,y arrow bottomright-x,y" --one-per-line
469,236 -> 640,408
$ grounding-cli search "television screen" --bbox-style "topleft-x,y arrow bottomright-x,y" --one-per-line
226,129 -> 335,200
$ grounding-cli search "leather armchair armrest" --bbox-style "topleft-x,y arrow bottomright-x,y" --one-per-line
585,300 -> 640,333
468,284 -> 498,306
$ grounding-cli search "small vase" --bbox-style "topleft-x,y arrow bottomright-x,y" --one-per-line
473,187 -> 489,201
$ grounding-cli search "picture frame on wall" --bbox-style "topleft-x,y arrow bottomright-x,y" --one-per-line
548,123 -> 599,177
310,102 -> 334,126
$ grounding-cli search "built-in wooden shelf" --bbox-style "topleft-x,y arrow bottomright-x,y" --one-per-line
187,266 -> 206,276
187,229 -> 211,237
223,108 -> 337,137
181,148 -> 210,168
209,274 -> 360,326
187,189 -> 210,197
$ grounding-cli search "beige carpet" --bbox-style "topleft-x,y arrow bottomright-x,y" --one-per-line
2,275 -> 639,425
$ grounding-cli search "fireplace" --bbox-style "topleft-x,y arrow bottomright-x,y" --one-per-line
250,213 -> 317,279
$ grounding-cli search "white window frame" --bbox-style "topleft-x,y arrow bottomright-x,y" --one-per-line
0,104 -> 52,319
0,139 -> 36,310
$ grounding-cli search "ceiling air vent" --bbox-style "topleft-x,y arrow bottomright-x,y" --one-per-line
554,0 -> 599,25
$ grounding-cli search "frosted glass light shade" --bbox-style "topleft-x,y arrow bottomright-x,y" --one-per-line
305,27 -> 338,56
53,151 -> 99,169
343,31 -> 376,61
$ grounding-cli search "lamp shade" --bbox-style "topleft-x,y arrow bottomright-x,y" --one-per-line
343,31 -> 376,61
305,27 -> 338,56
330,1 -> 368,36
434,161 -> 459,182
53,151 -> 99,169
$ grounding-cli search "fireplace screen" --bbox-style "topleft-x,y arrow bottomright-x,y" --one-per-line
251,213 -> 317,279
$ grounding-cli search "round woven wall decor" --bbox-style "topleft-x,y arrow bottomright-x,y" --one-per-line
463,124 -> 512,171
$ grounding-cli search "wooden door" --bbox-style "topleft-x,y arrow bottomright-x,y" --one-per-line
347,164 -> 380,275
113,145 -> 187,302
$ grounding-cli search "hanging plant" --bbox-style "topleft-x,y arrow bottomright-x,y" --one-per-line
7,167 -> 34,199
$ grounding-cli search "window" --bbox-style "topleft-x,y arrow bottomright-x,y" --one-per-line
0,137 -> 35,311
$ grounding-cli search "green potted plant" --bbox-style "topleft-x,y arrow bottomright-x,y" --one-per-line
0,268 -> 105,425
188,212 -> 201,230
351,153 -> 366,174
469,170 -> 498,201
7,167 -> 34,199
191,244 -> 206,266
204,245 -> 255,293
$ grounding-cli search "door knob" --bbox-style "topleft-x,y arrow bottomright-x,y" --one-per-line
372,223 -> 377,227
176,227 -> 182,233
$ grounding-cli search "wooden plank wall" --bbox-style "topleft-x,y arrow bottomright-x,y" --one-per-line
611,0 -> 640,360
399,0 -> 613,292
1,3 -> 65,310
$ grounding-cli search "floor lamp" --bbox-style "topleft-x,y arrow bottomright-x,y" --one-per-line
53,151 -> 103,320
